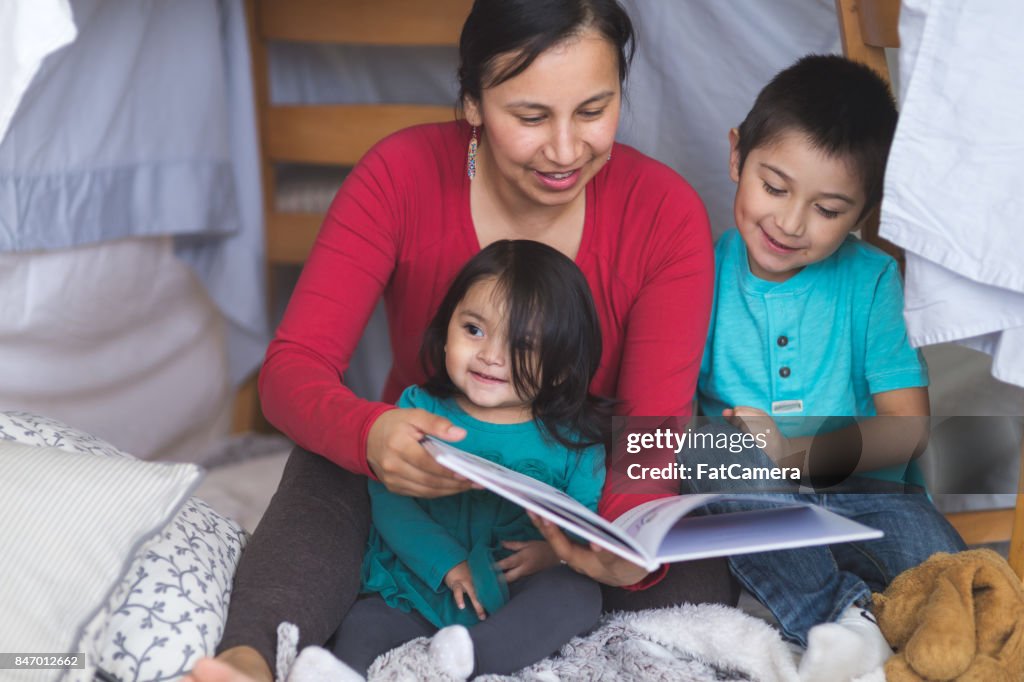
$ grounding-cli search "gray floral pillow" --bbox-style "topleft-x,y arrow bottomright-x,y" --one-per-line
0,411 -> 129,459
84,497 -> 249,682
0,412 -> 249,682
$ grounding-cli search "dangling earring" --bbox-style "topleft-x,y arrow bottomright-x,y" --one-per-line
607,150 -> 613,162
467,126 -> 479,180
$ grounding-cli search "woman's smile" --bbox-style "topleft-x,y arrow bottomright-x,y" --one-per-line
533,167 -> 582,191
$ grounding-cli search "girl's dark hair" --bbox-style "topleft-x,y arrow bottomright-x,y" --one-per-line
420,240 -> 612,450
457,0 -> 635,107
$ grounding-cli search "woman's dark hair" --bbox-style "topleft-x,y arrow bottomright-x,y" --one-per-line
457,0 -> 635,107
421,240 -> 612,451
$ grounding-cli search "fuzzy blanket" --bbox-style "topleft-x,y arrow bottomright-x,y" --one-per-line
279,604 -> 886,682
370,604 -> 801,682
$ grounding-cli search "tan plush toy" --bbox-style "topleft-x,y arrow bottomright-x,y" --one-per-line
872,549 -> 1024,681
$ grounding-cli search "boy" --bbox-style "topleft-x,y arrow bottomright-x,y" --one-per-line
691,55 -> 965,681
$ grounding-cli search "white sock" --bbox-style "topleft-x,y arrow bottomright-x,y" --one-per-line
286,646 -> 365,682
798,606 -> 892,682
428,625 -> 475,680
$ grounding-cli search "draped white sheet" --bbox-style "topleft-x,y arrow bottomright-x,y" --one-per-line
0,1 -> 261,458
0,237 -> 231,460
881,0 -> 1024,388
0,0 -> 75,142
1,0 -> 267,387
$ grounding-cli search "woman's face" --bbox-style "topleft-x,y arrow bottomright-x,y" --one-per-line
464,28 -> 621,210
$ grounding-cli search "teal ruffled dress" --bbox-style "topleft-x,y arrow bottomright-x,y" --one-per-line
360,385 -> 604,628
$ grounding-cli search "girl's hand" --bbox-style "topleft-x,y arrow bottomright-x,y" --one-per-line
529,513 -> 648,587
496,540 -> 559,582
723,406 -> 790,465
366,408 -> 472,498
444,561 -> 487,620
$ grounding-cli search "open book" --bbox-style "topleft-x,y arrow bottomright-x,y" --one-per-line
422,436 -> 883,572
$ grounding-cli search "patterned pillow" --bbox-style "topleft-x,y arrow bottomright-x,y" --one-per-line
0,412 -> 249,682
83,497 -> 249,682
0,411 -> 129,459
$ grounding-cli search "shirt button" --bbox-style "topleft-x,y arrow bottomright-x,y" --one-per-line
777,335 -> 789,347
779,367 -> 791,378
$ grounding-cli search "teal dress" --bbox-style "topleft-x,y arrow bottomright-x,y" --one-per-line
360,385 -> 605,628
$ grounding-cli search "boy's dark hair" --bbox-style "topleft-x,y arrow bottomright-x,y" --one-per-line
421,239 -> 612,451
736,54 -> 898,218
457,0 -> 635,108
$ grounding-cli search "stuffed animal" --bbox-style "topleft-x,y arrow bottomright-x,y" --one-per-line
872,548 -> 1024,681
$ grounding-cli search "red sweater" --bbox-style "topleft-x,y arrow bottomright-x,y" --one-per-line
260,121 -> 713,525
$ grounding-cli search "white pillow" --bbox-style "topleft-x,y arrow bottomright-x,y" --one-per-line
0,411 -> 250,682
0,441 -> 201,682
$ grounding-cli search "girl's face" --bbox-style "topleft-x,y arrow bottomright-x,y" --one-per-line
464,28 -> 621,210
445,278 -> 537,424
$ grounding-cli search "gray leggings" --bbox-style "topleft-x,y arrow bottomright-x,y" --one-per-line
333,566 -> 600,676
218,446 -> 739,669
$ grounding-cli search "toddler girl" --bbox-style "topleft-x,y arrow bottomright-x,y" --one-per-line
333,239 -> 608,679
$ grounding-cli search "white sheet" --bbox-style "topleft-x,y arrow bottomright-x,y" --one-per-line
0,0 -> 75,143
1,0 -> 268,387
0,237 -> 231,460
880,0 -> 1024,387
617,0 -> 841,237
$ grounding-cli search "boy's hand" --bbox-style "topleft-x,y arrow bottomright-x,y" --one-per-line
724,406 -> 797,466
496,540 -> 559,582
444,561 -> 487,620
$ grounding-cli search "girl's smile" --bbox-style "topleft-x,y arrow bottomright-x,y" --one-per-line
469,369 -> 508,385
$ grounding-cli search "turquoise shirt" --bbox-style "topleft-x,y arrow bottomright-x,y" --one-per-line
698,229 -> 927,483
360,385 -> 605,628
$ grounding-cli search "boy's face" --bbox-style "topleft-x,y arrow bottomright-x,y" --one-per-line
729,128 -> 867,282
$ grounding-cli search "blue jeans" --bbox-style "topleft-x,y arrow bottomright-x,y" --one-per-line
679,422 -> 967,646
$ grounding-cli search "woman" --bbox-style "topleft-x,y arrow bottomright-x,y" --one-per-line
195,1 -> 734,679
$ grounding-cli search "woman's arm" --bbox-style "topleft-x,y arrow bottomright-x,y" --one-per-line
552,174 -> 716,586
259,135 -> 469,497
598,180 -> 715,521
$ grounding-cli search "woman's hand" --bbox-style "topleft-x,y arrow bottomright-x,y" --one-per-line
366,408 -> 472,498
444,560 -> 487,620
496,540 -> 559,582
529,513 -> 649,587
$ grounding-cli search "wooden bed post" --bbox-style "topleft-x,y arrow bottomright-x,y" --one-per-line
1011,438 -> 1024,578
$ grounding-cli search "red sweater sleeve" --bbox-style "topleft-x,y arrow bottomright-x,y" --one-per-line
596,162 -> 715,522
592,155 -> 715,589
258,136 -> 408,477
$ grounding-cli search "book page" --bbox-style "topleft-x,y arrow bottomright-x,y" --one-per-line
422,437 -> 653,567
611,495 -> 726,553
653,504 -> 883,563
